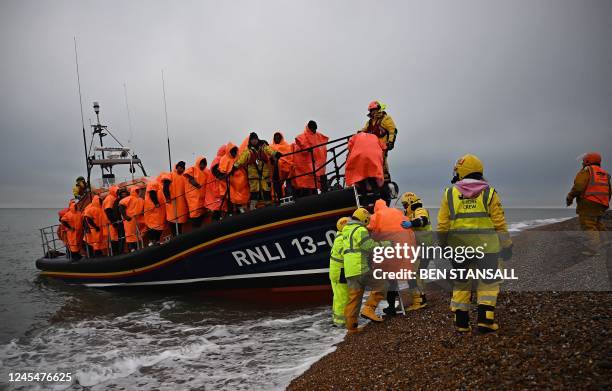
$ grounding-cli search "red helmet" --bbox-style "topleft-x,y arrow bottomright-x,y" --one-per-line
368,100 -> 381,111
582,152 -> 602,166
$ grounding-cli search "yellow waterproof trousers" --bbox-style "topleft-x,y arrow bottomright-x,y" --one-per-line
329,262 -> 348,326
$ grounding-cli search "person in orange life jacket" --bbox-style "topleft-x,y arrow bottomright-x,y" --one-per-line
208,145 -> 228,221
83,195 -> 107,257
213,144 -> 250,215
344,132 -> 386,198
60,200 -> 83,260
103,185 -> 125,255
291,120 -> 329,198
144,177 -> 167,244
119,186 -> 145,252
162,161 -> 188,237
234,132 -> 281,209
183,156 -> 211,227
270,131 -> 294,200
566,152 -> 611,256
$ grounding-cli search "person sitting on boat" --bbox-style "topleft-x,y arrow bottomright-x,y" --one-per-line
161,161 -> 189,237
72,176 -> 88,200
184,156 -> 212,227
234,132 -> 281,209
119,186 -> 145,252
214,143 -> 250,214
83,195 -> 108,257
359,100 -> 397,183
103,185 -> 124,255
291,121 -> 329,198
344,131 -> 386,198
270,131 -> 294,201
144,177 -> 166,245
60,200 -> 83,260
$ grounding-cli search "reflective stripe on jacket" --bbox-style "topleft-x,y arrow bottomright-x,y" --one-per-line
445,186 -> 500,253
583,165 -> 611,207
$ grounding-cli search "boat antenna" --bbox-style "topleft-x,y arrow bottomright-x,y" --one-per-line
73,37 -> 91,193
123,82 -> 135,180
161,69 -> 173,172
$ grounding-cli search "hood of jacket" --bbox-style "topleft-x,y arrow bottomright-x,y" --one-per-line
454,178 -> 489,198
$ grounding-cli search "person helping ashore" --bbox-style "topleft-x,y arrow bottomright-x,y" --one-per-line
398,191 -> 434,312
437,154 -> 512,333
566,152 -> 611,256
359,101 -> 397,182
329,216 -> 350,327
342,207 -> 392,334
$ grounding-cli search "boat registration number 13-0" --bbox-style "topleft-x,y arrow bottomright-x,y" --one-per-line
232,230 -> 337,266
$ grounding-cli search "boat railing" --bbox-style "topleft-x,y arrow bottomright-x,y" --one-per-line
39,133 -> 360,258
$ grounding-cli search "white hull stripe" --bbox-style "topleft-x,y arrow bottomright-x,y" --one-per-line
82,268 -> 330,287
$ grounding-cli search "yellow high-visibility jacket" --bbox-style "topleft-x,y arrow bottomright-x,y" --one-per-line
437,186 -> 511,252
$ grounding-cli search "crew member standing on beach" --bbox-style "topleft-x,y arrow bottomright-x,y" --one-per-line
566,152 -> 611,256
329,217 -> 349,327
437,154 -> 512,333
342,208 -> 391,334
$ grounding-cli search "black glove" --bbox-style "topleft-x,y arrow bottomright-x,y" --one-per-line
501,245 -> 513,261
274,151 -> 282,160
387,140 -> 395,151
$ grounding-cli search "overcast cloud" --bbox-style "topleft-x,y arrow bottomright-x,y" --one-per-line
0,0 -> 611,208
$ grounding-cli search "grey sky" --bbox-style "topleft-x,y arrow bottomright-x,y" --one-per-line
1,0 -> 611,208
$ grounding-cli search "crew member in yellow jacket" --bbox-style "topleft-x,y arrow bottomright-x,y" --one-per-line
342,208 -> 391,334
394,191 -> 434,314
359,100 -> 397,182
437,154 -> 512,333
329,217 -> 349,327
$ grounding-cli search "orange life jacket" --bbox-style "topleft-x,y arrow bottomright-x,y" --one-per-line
270,132 -> 293,179
61,200 -> 83,252
219,143 -> 250,205
344,132 -> 385,186
207,146 -> 227,211
144,178 -> 167,230
162,170 -> 189,224
292,126 -> 329,189
583,165 -> 611,207
103,185 -> 119,241
83,195 -> 108,251
184,156 -> 210,218
120,186 -> 144,243
368,199 -> 416,273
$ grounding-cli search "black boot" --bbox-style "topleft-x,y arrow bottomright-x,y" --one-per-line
477,304 -> 499,333
455,310 -> 471,333
383,291 -> 398,316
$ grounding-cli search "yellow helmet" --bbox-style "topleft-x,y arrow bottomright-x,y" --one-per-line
336,217 -> 349,231
454,154 -> 484,180
352,207 -> 371,225
400,192 -> 421,208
